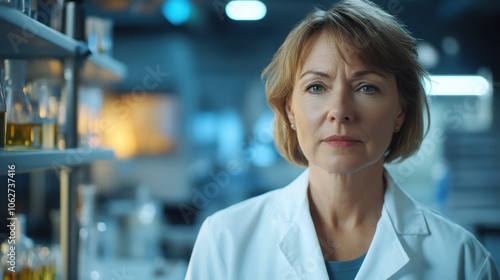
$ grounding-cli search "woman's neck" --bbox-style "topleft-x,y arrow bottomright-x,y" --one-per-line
308,160 -> 386,261
307,160 -> 386,230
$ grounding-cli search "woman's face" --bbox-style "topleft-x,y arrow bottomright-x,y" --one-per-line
286,31 -> 405,174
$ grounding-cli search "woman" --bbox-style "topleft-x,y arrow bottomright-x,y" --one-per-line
186,0 -> 499,279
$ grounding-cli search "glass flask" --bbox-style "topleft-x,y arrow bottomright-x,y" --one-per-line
4,60 -> 40,149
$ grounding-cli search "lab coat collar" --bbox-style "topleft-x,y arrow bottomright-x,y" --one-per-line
272,168 -> 429,279
383,170 -> 430,235
269,168 -> 429,233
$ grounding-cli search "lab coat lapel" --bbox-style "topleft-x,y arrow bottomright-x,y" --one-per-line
355,208 -> 410,279
274,170 -> 329,280
356,171 -> 428,279
278,205 -> 329,280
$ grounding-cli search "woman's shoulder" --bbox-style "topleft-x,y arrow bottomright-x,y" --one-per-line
414,204 -> 498,276
385,175 -> 491,261
194,187 -> 288,255
417,203 -> 491,255
386,172 -> 487,250
385,183 -> 495,276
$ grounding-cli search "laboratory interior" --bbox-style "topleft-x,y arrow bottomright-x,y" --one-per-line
0,0 -> 499,279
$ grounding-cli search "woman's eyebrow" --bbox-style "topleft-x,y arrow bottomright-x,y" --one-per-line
299,70 -> 388,80
352,70 -> 388,79
299,70 -> 331,79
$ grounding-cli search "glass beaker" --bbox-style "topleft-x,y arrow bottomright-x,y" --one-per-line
4,60 -> 40,150
85,16 -> 113,56
28,246 -> 57,280
27,79 -> 61,149
78,86 -> 103,148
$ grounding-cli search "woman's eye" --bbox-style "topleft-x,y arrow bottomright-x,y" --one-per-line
359,84 -> 378,94
306,83 -> 324,94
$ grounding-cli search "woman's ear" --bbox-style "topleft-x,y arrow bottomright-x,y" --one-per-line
395,104 -> 406,129
285,97 -> 295,126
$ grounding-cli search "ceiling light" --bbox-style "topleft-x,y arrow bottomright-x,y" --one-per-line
162,0 -> 192,26
225,0 -> 267,21
426,75 -> 490,96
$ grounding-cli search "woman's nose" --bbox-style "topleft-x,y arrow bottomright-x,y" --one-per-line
326,87 -> 354,123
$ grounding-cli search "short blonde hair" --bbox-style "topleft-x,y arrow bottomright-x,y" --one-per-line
262,0 -> 430,166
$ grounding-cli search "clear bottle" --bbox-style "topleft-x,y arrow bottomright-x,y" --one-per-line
126,185 -> 161,259
78,184 -> 98,280
4,60 -> 40,149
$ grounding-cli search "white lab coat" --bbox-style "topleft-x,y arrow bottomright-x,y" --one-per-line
185,169 -> 499,279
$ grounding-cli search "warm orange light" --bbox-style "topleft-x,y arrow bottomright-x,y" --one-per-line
100,93 -> 178,159
107,122 -> 137,158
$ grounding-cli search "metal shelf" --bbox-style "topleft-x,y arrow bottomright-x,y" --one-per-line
0,148 -> 115,175
83,54 -> 128,85
0,5 -> 88,58
27,55 -> 127,85
1,4 -> 121,280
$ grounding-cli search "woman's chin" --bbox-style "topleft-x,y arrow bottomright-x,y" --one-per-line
310,157 -> 382,175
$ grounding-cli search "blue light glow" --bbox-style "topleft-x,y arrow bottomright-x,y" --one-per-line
162,0 -> 192,26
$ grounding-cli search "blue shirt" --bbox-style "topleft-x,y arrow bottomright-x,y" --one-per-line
324,253 -> 366,280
